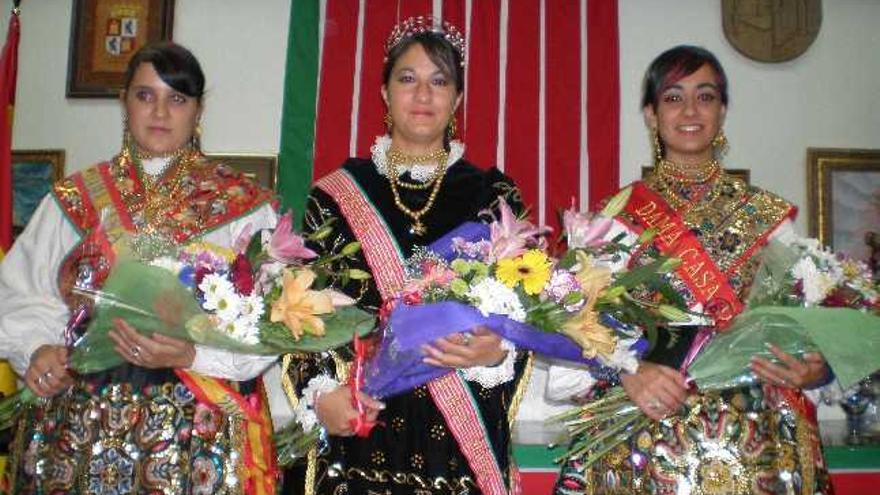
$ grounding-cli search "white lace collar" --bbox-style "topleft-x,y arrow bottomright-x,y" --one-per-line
141,156 -> 173,177
371,134 -> 465,183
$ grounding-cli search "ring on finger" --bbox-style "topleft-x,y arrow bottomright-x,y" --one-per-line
37,375 -> 46,385
131,345 -> 141,357
461,333 -> 472,346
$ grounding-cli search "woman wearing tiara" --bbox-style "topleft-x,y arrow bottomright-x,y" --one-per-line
282,17 -> 528,495
0,42 -> 278,494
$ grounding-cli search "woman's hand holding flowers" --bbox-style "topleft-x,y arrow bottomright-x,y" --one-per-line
109,318 -> 196,369
26,345 -> 75,397
750,344 -> 829,389
421,326 -> 507,369
620,361 -> 688,421
315,386 -> 385,436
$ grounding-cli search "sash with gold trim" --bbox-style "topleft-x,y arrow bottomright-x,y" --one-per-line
317,168 -> 515,495
623,181 -> 745,328
52,159 -> 278,495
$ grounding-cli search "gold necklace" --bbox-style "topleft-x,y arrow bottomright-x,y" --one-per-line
122,149 -> 198,230
385,148 -> 449,236
385,147 -> 449,190
655,158 -> 721,183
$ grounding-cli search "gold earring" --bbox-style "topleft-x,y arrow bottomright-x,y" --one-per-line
652,128 -> 663,164
712,129 -> 729,157
122,116 -> 135,159
446,116 -> 458,140
384,112 -> 393,133
191,123 -> 202,151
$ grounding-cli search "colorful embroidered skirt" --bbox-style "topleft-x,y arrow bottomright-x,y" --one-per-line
554,385 -> 832,495
8,372 -> 249,495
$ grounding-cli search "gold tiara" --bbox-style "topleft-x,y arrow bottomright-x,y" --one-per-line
385,16 -> 466,67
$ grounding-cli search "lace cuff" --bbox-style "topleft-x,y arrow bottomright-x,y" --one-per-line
460,339 -> 516,389
293,374 -> 340,432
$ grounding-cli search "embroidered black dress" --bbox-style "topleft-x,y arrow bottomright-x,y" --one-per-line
284,158 -> 528,495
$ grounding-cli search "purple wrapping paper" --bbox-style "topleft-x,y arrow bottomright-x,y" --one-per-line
360,220 -> 648,398
427,221 -> 490,261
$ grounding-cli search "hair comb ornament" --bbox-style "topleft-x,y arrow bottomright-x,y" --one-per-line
385,16 -> 466,67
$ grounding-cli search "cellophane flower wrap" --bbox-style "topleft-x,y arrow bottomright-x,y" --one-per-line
354,187 -> 691,409
0,211 -> 374,432
552,237 -> 880,469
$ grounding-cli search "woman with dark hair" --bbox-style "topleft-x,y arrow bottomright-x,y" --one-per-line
0,42 -> 278,494
282,16 -> 527,495
549,45 -> 833,494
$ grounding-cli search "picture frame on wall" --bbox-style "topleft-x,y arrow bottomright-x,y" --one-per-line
207,153 -> 279,190
807,147 -> 880,265
640,166 -> 750,184
67,0 -> 175,98
12,149 -> 66,236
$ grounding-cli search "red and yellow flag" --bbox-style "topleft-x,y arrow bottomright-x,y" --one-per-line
0,3 -> 21,258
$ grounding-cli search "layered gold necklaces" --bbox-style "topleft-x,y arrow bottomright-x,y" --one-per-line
119,147 -> 198,232
385,147 -> 450,236
655,158 -> 721,183
652,158 -> 723,213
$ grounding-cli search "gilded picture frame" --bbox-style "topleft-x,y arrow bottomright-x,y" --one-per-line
807,148 -> 880,263
12,149 -> 66,236
67,0 -> 175,98
207,153 -> 279,191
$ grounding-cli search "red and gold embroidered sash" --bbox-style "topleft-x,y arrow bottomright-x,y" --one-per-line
317,168 -> 513,495
624,181 -> 744,327
624,181 -> 817,426
52,156 -> 277,495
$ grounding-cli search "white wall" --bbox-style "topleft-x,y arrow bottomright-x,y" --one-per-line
619,0 -> 880,235
4,0 -> 290,172
8,1 -> 878,236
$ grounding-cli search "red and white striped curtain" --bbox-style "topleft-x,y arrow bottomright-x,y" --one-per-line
305,0 -> 619,228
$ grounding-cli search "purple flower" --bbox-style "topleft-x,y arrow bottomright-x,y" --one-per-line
268,211 -> 317,263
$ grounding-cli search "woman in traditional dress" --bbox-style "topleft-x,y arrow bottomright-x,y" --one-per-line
0,42 -> 279,494
550,45 -> 833,494
282,16 -> 528,495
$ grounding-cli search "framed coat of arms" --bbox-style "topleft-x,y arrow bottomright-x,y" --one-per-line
67,0 -> 175,98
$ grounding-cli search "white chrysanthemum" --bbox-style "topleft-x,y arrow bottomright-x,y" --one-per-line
199,273 -> 241,320
149,257 -> 184,275
218,318 -> 259,345
239,294 -> 265,325
791,257 -> 835,306
467,277 -> 526,322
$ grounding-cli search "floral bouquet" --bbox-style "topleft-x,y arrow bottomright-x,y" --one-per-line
0,211 -> 374,429
346,188 -> 692,435
552,237 -> 880,468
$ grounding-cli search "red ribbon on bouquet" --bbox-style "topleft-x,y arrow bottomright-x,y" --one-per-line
349,333 -> 382,437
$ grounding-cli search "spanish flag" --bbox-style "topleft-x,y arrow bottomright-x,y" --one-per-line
0,2 -> 21,260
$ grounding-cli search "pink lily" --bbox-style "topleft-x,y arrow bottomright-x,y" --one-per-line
489,197 -> 550,261
563,206 -> 613,249
268,211 -> 318,263
232,223 -> 254,254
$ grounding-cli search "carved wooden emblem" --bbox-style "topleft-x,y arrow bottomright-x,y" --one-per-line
722,0 -> 821,63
